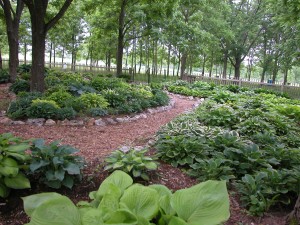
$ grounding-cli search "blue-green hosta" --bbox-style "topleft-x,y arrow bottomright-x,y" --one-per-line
23,170 -> 230,225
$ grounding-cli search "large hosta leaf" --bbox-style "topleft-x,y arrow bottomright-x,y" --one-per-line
170,180 -> 229,225
104,209 -> 137,225
120,184 -> 159,220
4,172 -> 30,189
94,170 -> 133,200
23,193 -> 81,225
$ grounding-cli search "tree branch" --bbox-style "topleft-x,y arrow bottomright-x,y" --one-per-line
45,0 -> 73,32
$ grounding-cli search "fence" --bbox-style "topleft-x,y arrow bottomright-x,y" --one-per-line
187,75 -> 300,99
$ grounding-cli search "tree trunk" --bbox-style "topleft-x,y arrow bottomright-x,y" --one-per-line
223,51 -> 228,78
167,44 -> 171,77
0,48 -> 2,69
30,30 -> 46,92
53,44 -> 56,67
202,54 -> 206,76
261,66 -> 266,83
1,0 -> 24,82
272,57 -> 279,83
138,40 -> 143,73
286,195 -> 300,225
177,52 -> 181,77
180,52 -> 187,79
234,61 -> 241,80
49,42 -> 52,68
107,51 -> 111,72
62,47 -> 65,65
209,59 -> 213,77
283,68 -> 288,85
116,0 -> 126,76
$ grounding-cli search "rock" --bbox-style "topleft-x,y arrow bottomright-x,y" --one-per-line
26,118 -> 45,126
106,118 -> 117,125
45,119 -> 56,126
188,96 -> 194,100
140,114 -> 147,119
69,120 -> 84,126
95,119 -> 106,126
147,109 -> 155,114
87,118 -> 95,126
0,111 -> 6,117
0,117 -> 12,125
147,139 -> 156,146
11,120 -> 25,125
134,146 -> 144,151
116,117 -> 130,123
61,119 -> 70,125
119,146 -> 130,153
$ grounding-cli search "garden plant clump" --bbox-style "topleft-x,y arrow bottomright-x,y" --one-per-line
7,69 -> 170,120
23,170 -> 230,225
159,81 -> 300,216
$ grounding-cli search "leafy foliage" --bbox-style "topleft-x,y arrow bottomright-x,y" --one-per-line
29,139 -> 84,189
0,133 -> 31,198
104,148 -> 158,181
23,170 -> 230,225
26,99 -> 60,119
9,79 -> 30,94
0,69 -> 10,83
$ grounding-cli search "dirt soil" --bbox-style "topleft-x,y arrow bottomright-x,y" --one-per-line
0,84 -> 288,225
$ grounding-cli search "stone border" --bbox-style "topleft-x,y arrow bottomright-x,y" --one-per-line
0,94 -> 204,127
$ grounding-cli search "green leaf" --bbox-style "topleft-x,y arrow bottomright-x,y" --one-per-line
7,143 -> 31,153
62,176 -> 74,189
95,170 -> 133,200
120,184 -> 159,220
64,163 -> 81,175
81,208 -> 103,225
145,162 -> 158,170
55,169 -> 65,181
0,181 -> 10,198
4,172 -> 31,189
104,209 -> 138,225
24,194 -> 81,225
171,180 -> 229,225
132,169 -> 141,177
98,183 -> 121,214
169,216 -> 188,225
30,160 -> 50,172
23,192 -> 63,216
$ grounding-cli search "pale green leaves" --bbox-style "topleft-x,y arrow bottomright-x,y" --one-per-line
23,170 -> 230,225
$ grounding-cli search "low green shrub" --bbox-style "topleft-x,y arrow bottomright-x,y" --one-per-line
76,93 -> 109,110
26,99 -> 60,119
104,147 -> 158,181
56,107 -> 77,120
0,133 -> 31,198
150,89 -> 170,106
87,107 -> 108,117
276,104 -> 300,123
9,79 -> 30,94
0,69 -> 10,83
7,92 -> 42,119
17,64 -> 31,74
29,139 -> 84,189
23,170 -> 230,225
90,77 -> 129,91
45,90 -> 73,107
68,83 -> 97,96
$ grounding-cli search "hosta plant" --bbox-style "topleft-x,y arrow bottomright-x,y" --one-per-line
29,139 -> 84,189
23,170 -> 230,225
104,147 -> 158,181
0,133 -> 31,198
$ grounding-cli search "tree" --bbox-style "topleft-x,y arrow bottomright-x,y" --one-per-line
22,0 -> 73,92
0,0 -> 24,81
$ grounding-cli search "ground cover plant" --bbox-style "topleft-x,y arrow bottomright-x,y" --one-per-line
0,133 -> 85,198
159,81 -> 300,216
7,69 -> 170,120
23,170 -> 230,225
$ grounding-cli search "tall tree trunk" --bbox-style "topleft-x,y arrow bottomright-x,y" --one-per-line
202,54 -> 206,76
177,52 -> 181,77
272,57 -> 279,83
209,58 -> 214,77
180,52 -> 187,79
0,48 -> 2,69
1,0 -> 24,82
222,51 -> 228,78
53,44 -> 56,67
116,0 -> 126,76
24,42 -> 27,64
62,47 -> 65,65
107,51 -> 111,72
167,44 -> 171,76
234,61 -> 241,80
138,40 -> 143,73
49,42 -> 52,68
283,68 -> 288,85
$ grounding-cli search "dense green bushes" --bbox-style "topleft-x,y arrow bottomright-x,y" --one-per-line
158,82 -> 300,215
7,70 -> 169,120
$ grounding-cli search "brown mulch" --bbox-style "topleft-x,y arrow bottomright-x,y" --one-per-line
0,84 -> 288,225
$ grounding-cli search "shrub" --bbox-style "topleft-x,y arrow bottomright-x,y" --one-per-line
90,77 -> 129,91
9,79 -> 30,94
68,83 -> 96,96
29,139 -> 84,189
0,133 -> 31,198
26,99 -> 60,119
23,170 -> 230,225
104,147 -> 158,181
45,90 -> 73,107
87,107 -> 108,117
76,93 -> 109,110
56,107 -> 77,120
0,69 -> 10,83
7,92 -> 42,119
17,64 -> 31,74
